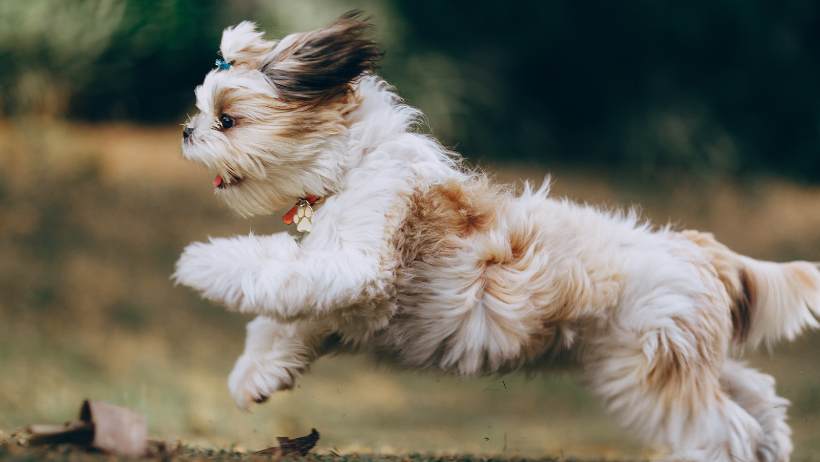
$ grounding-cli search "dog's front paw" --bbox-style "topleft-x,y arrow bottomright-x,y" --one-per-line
174,234 -> 301,313
173,240 -> 245,308
227,352 -> 300,411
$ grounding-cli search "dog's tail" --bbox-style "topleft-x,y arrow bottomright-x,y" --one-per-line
683,231 -> 820,348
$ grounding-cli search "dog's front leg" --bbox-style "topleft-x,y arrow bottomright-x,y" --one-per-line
228,315 -> 332,410
173,232 -> 303,313
175,166 -> 409,318
174,222 -> 389,319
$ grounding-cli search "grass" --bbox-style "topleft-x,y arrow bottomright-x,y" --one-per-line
0,118 -> 819,460
0,430 -> 643,462
0,435 -> 634,462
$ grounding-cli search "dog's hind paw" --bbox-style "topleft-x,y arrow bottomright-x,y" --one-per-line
227,352 -> 298,411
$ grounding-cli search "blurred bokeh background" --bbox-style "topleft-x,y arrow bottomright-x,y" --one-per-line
1,0 -> 820,459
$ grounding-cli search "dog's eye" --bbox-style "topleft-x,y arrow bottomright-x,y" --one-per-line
220,114 -> 235,130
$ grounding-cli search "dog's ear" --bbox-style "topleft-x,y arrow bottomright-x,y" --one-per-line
220,21 -> 276,69
261,11 -> 382,101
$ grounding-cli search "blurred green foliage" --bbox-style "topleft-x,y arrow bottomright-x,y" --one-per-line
69,0 -> 227,121
0,0 -> 124,116
1,0 -> 819,180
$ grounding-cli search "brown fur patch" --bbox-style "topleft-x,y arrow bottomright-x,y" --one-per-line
680,230 -> 754,344
643,303 -> 728,413
262,12 -> 382,103
731,269 -> 754,343
213,82 -> 349,143
398,176 -> 507,264
281,102 -> 348,138
644,331 -> 685,388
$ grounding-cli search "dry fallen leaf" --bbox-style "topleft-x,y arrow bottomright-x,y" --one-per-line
256,428 -> 320,456
27,400 -> 148,457
27,421 -> 94,446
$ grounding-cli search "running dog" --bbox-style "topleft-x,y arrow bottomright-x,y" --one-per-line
175,13 -> 820,461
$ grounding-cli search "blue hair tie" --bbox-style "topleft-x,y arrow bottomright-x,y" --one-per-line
215,59 -> 232,70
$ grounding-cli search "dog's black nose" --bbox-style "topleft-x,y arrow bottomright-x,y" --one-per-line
183,127 -> 194,138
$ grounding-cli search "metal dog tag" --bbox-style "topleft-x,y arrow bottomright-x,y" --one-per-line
294,203 -> 314,232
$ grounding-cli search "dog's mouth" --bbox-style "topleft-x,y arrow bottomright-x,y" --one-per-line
214,173 -> 243,189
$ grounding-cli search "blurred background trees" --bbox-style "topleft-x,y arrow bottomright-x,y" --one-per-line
1,0 -> 819,181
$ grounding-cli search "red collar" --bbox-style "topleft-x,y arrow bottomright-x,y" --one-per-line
282,195 -> 321,224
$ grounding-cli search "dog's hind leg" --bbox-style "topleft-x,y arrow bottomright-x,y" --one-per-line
586,326 -> 765,461
584,249 -> 769,461
227,315 -> 331,410
720,360 -> 793,462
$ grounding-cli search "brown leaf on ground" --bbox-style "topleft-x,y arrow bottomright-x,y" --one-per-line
27,400 -> 148,457
256,428 -> 320,456
27,421 -> 94,446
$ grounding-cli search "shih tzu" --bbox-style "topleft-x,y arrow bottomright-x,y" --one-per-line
174,13 -> 819,461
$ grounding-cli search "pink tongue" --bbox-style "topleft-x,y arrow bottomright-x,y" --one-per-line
213,175 -> 223,188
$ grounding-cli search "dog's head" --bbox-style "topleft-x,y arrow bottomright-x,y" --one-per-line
181,13 -> 381,216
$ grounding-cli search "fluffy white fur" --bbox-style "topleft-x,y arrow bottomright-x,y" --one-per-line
175,15 -> 820,462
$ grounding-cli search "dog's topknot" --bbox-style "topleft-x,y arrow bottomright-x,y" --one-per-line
220,21 -> 276,69
261,11 -> 382,101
